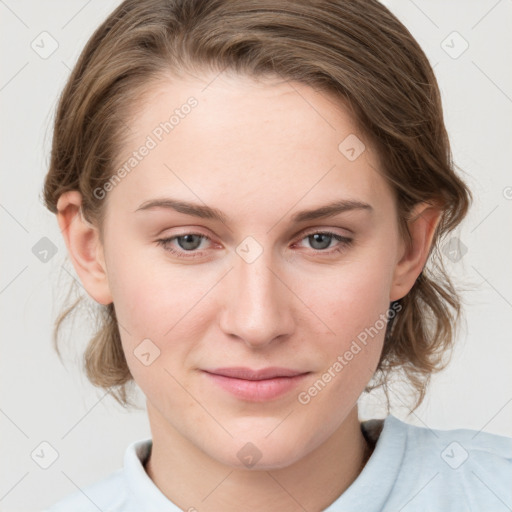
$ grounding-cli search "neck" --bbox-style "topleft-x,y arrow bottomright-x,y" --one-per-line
144,405 -> 371,512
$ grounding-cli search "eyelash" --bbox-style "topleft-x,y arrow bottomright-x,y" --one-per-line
156,230 -> 353,259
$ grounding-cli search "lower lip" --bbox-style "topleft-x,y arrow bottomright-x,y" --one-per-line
203,372 -> 310,402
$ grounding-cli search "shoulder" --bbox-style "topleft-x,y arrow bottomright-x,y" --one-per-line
394,414 -> 512,471
43,438 -> 154,512
384,415 -> 512,511
43,468 -> 128,512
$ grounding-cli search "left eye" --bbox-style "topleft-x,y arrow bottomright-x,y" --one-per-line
156,233 -> 210,258
169,233 -> 204,251
156,231 -> 352,258
298,231 -> 349,251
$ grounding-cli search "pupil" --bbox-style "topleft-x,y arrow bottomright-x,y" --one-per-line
311,233 -> 331,250
180,234 -> 200,250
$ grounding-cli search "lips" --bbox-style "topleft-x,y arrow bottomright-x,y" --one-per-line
201,367 -> 310,402
203,367 -> 307,380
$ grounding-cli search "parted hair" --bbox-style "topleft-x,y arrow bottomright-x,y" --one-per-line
43,0 -> 471,411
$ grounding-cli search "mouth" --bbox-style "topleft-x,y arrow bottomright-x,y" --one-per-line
201,367 -> 311,402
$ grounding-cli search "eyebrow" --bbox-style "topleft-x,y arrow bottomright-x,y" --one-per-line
134,197 -> 373,223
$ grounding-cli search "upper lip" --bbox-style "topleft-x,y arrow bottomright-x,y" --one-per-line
203,367 -> 308,381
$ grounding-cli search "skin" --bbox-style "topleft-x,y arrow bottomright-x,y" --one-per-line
56,71 -> 441,511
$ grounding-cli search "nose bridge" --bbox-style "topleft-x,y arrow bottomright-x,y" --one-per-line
220,239 -> 294,346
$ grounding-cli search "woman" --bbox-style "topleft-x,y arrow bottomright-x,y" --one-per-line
43,0 -> 512,510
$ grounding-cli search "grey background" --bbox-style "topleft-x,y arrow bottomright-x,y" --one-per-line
1,0 -> 511,510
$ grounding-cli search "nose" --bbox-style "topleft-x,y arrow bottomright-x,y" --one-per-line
219,245 -> 296,349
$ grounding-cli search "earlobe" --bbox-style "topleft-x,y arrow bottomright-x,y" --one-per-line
56,191 -> 113,305
389,202 -> 442,302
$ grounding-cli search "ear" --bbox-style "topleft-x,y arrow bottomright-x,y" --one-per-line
56,191 -> 113,305
389,202 -> 442,302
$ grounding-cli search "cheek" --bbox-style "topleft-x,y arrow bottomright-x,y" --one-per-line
107,262 -> 164,334
297,256 -> 395,340
294,262 -> 391,423
104,248 -> 217,381
291,243 -> 396,404
102,246 -> 171,363
106,240 -> 196,334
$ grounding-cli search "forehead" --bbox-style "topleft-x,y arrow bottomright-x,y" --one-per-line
106,71 -> 391,222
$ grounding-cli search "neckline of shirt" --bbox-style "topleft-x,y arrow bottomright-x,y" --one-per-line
324,414 -> 406,510
123,414 -> 407,511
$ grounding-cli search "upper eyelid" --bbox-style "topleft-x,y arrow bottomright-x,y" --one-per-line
161,227 -> 351,240
297,227 -> 352,238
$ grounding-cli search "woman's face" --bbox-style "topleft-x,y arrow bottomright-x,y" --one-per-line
99,71 -> 405,468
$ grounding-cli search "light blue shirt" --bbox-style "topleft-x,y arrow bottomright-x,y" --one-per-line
44,414 -> 512,511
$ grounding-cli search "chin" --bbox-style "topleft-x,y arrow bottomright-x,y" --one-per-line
207,432 -> 309,471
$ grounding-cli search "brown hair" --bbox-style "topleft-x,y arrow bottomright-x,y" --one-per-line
43,0 -> 471,412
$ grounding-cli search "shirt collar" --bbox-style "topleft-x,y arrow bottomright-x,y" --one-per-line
123,437 -> 182,511
324,414 -> 407,511
122,414 -> 406,511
